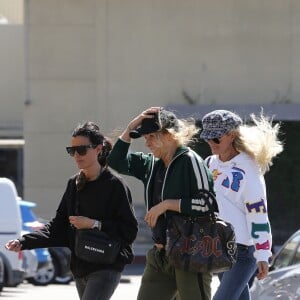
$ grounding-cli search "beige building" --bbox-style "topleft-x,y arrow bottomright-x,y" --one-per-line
1,0 -> 300,219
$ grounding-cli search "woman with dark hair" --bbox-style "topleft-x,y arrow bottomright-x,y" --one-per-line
6,121 -> 138,300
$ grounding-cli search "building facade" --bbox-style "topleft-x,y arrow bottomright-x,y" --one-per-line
1,1 -> 300,235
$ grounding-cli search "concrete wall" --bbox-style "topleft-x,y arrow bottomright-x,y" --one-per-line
0,25 -> 24,137
23,0 -> 300,218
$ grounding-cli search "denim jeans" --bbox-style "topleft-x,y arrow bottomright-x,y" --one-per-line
75,269 -> 121,300
213,244 -> 257,300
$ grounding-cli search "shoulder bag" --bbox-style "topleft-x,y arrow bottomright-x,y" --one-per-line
166,189 -> 237,273
75,228 -> 121,264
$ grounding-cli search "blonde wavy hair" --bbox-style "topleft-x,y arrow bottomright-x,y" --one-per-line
165,118 -> 199,146
232,113 -> 283,174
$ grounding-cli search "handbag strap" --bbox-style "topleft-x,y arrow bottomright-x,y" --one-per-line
73,188 -> 79,217
72,173 -> 82,216
74,193 -> 80,216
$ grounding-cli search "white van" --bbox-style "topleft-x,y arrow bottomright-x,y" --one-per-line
0,178 -> 24,286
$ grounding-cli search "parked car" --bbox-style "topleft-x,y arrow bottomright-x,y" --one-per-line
0,252 -> 4,293
22,245 -> 39,280
0,178 -> 25,287
19,200 -> 54,285
48,247 -> 72,284
19,199 -> 72,285
250,229 -> 300,299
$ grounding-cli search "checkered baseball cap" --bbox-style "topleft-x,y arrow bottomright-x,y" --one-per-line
200,110 -> 242,140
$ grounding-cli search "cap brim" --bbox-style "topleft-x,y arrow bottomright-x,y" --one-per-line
129,130 -> 142,139
200,129 -> 224,140
129,122 -> 161,139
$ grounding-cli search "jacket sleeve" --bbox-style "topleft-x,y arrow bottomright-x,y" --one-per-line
107,138 -> 132,175
19,180 -> 72,250
179,151 -> 218,216
107,138 -> 153,181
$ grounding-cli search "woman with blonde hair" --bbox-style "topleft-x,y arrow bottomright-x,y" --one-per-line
200,109 -> 283,300
108,107 -> 218,300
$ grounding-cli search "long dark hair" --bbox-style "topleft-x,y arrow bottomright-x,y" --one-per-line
72,121 -> 112,167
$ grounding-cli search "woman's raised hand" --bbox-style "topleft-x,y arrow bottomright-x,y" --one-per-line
121,107 -> 162,142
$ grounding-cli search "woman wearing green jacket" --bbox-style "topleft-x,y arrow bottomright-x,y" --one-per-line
107,107 -> 218,300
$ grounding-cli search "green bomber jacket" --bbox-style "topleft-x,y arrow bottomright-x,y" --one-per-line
107,138 -> 218,216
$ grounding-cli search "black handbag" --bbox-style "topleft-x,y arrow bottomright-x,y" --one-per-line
166,190 -> 237,273
75,228 -> 121,264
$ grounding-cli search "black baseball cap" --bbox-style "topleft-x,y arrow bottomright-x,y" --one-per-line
129,109 -> 179,139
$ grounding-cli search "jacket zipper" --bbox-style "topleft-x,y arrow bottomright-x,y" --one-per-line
160,149 -> 189,217
145,155 -> 155,211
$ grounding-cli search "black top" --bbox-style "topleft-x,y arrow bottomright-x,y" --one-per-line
19,168 -> 138,278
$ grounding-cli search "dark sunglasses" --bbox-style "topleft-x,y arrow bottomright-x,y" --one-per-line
66,144 -> 97,156
204,138 -> 221,144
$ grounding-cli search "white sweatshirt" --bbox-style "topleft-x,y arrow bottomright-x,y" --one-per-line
206,152 -> 272,263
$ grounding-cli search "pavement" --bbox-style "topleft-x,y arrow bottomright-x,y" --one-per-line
0,266 -> 219,300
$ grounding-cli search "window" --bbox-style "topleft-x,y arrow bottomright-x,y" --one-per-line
0,0 -> 23,25
273,231 -> 300,269
0,140 -> 24,196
